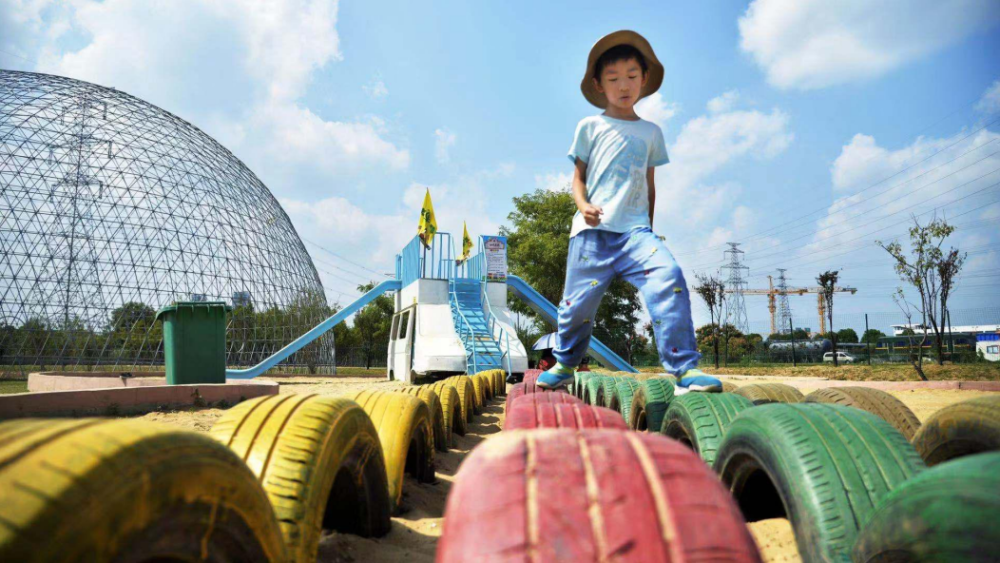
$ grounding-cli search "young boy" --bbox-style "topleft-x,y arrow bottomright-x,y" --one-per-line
537,30 -> 720,392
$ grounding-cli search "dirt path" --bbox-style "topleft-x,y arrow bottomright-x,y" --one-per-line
130,376 -> 995,562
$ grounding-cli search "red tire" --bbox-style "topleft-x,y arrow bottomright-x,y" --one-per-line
505,402 -> 628,430
504,375 -> 572,413
437,429 -> 761,563
510,392 -> 584,408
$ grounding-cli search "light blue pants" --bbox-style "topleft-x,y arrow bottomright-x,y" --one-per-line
553,226 -> 701,375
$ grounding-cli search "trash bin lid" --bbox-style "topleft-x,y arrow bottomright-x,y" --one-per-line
155,301 -> 232,321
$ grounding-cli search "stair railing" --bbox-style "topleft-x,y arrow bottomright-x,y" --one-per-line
449,282 -> 479,373
480,281 -> 513,376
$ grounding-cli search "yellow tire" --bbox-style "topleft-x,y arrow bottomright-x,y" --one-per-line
472,372 -> 492,404
0,418 -> 286,562
733,382 -> 805,405
211,395 -> 392,560
430,381 -> 466,440
343,390 -> 435,509
399,386 -> 448,451
494,369 -> 507,396
721,381 -> 739,393
445,375 -> 479,418
912,395 -> 1000,465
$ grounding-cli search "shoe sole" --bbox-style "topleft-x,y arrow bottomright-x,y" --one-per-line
536,377 -> 573,390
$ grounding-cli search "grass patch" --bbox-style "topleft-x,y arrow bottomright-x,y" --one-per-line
0,380 -> 29,394
634,363 -> 1000,381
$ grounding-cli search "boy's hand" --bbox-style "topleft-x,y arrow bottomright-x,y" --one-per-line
581,204 -> 604,226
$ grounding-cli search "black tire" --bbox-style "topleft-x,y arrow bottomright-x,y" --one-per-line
911,395 -> 1000,466
733,383 -> 804,405
714,403 -> 926,562
853,452 -> 1000,562
805,386 -> 921,440
0,419 -> 287,562
211,394 -> 392,559
628,378 -> 675,432
661,392 -> 754,466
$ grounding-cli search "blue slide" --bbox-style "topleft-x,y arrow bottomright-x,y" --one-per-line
507,275 -> 638,373
226,279 -> 401,379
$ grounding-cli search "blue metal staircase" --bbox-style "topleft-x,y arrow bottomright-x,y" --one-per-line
449,278 -> 505,373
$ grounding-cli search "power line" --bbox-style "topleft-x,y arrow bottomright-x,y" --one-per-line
303,237 -> 393,279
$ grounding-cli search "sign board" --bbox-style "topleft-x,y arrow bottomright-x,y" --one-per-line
482,235 -> 507,282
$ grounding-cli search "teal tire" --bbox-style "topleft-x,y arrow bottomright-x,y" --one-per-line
609,378 -> 642,422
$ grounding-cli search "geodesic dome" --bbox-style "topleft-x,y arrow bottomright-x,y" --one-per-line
0,70 -> 333,377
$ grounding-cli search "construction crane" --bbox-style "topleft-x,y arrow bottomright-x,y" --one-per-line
731,275 -> 857,336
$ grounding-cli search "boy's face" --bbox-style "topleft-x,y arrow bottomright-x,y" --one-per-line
593,57 -> 648,111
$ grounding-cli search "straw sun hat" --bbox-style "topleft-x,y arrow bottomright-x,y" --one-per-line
580,30 -> 664,109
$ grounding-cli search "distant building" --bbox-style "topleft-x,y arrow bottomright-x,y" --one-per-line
189,293 -> 207,302
890,323 -> 1000,336
232,291 -> 253,308
978,334 -> 1000,362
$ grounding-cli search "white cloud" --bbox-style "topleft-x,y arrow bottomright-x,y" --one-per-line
363,78 -> 389,99
24,0 -> 408,188
434,128 -> 457,164
801,127 -> 1000,267
636,92 -> 679,128
739,0 -> 1000,90
707,90 -> 740,114
535,172 -> 573,192
976,80 -> 1000,115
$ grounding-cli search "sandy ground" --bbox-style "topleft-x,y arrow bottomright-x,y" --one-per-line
129,375 -> 995,563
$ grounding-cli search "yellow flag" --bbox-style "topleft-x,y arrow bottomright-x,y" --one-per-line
417,188 -> 437,248
457,221 -> 473,264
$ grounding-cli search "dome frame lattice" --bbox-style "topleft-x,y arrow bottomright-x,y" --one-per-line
0,70 -> 333,377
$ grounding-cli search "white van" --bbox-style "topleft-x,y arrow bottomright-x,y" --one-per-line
823,351 -> 855,364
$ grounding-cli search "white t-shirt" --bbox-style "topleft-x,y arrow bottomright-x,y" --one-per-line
567,114 -> 669,238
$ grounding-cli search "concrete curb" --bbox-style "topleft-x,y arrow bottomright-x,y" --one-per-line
0,379 -> 278,419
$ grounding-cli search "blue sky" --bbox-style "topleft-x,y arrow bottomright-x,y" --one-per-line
3,0 -> 999,332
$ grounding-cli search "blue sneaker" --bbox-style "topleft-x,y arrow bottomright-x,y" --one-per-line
536,362 -> 576,389
677,369 -> 722,392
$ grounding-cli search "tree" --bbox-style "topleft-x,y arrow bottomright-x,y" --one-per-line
501,188 -> 642,355
693,273 -> 725,368
817,270 -> 840,366
879,217 -> 966,372
836,328 -> 859,344
352,282 -> 395,369
861,329 -> 886,344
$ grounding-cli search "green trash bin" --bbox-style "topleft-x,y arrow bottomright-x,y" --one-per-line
155,301 -> 232,385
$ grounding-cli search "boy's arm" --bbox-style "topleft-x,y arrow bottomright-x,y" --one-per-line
647,167 -> 656,227
574,158 -> 603,226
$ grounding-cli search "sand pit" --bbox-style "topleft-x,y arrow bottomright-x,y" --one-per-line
124,375 -> 994,562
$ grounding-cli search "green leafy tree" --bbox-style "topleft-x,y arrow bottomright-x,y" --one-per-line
861,329 -> 886,344
500,188 -> 642,358
879,217 -> 966,374
352,282 -> 395,369
836,328 -> 859,344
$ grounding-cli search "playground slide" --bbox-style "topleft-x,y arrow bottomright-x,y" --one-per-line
506,275 -> 638,373
226,279 -> 402,379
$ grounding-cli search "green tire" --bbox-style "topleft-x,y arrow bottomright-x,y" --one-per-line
575,372 -> 598,401
601,376 -> 628,409
628,378 -> 675,432
661,392 -> 754,466
714,403 -> 926,562
609,378 -> 642,422
583,376 -> 615,406
854,452 -> 1000,562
